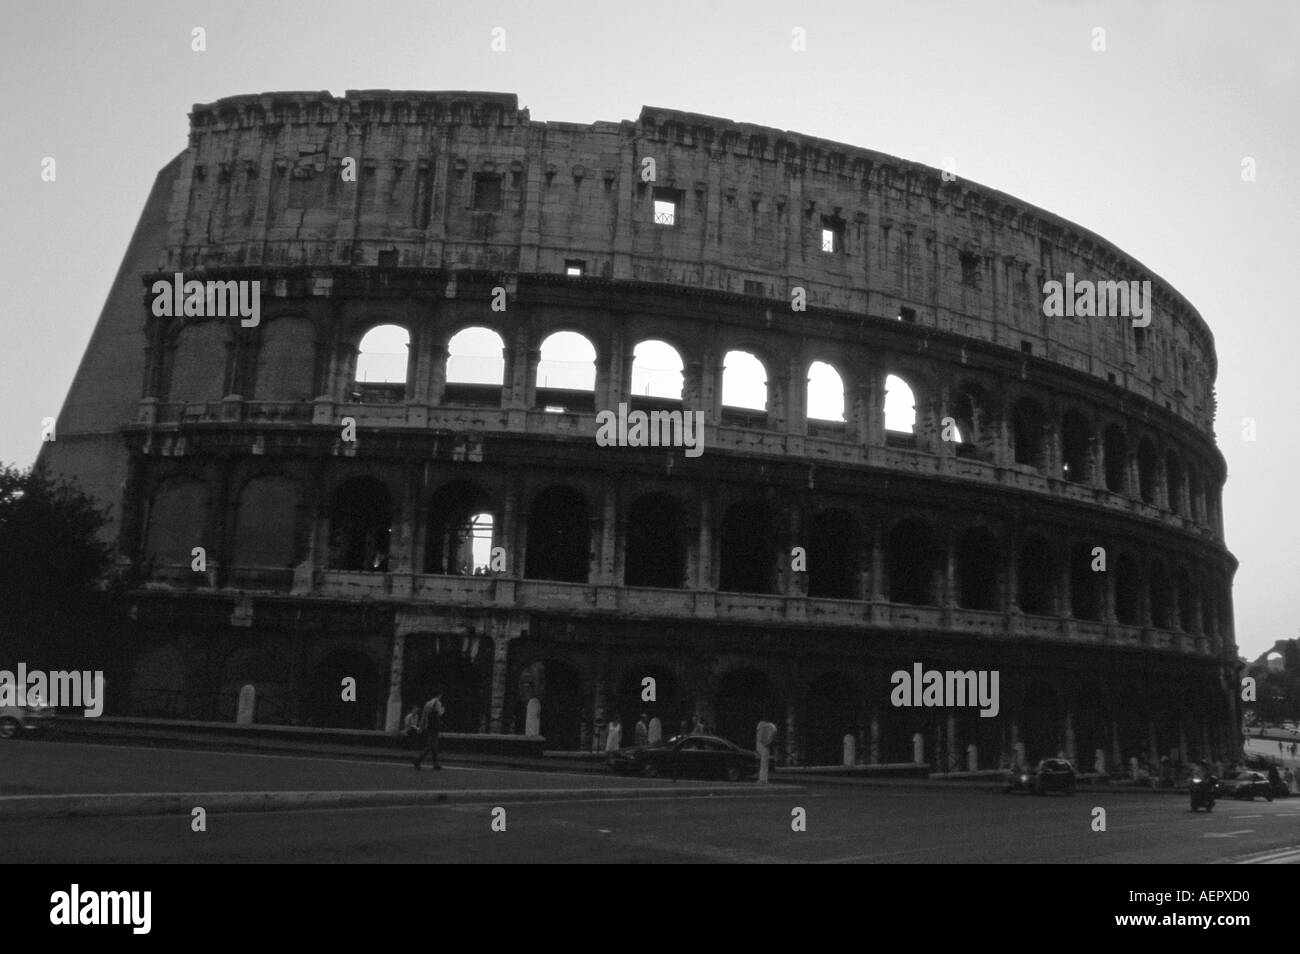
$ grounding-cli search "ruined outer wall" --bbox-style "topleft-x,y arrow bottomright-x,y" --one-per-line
168,90 -> 1216,435
37,154 -> 184,538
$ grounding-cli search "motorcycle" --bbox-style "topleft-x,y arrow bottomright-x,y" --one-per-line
1189,774 -> 1218,812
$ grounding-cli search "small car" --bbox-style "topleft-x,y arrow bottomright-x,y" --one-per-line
1003,758 -> 1077,796
0,692 -> 56,740
1219,770 -> 1274,801
608,734 -> 760,782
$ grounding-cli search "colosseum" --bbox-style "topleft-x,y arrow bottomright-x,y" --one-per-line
42,90 -> 1240,770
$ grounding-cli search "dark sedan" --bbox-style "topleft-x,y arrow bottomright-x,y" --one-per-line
1219,770 -> 1274,801
1003,758 -> 1077,796
608,734 -> 760,781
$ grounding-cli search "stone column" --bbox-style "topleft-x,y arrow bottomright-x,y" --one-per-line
697,494 -> 714,589
598,485 -> 618,585
384,631 -> 406,733
1064,708 -> 1076,762
869,710 -> 880,764
426,342 -> 448,406
488,637 -> 510,733
870,522 -> 886,601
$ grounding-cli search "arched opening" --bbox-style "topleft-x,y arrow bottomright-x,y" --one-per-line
255,317 -> 316,402
806,361 -> 846,424
307,648 -> 380,730
169,322 -> 229,403
1013,398 -> 1047,469
1103,425 -> 1127,493
1165,451 -> 1184,515
354,324 -> 409,402
1021,682 -> 1065,762
144,478 -> 207,569
1177,567 -> 1195,633
1071,683 -> 1109,772
616,666 -> 682,738
624,494 -> 686,588
719,499 -> 778,593
403,646 -> 489,733
884,373 -> 917,435
956,527 -> 999,610
524,486 -> 589,583
444,326 -> 505,406
721,350 -> 767,426
1201,581 -> 1217,639
806,509 -> 858,599
536,331 -> 597,412
1061,411 -> 1091,483
801,673 -> 861,766
424,482 -> 495,575
1149,559 -> 1174,629
1070,542 -> 1103,621
327,477 -> 391,572
1115,553 -> 1141,625
1136,437 -> 1158,504
231,476 -> 298,578
714,668 -> 781,750
886,518 -> 939,606
1187,467 -> 1203,523
630,339 -> 684,404
1018,536 -> 1055,616
539,659 -> 585,751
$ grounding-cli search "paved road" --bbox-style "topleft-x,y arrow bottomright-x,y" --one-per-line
4,740 -> 1300,863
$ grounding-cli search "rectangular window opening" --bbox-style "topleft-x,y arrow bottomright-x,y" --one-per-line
1021,340 -> 1033,355
472,173 -> 503,212
564,259 -> 585,277
652,187 -> 681,226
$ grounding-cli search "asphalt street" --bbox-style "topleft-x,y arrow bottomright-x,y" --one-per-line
4,740 -> 1300,863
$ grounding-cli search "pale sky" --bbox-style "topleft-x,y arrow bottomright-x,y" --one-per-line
1,0 -> 1295,659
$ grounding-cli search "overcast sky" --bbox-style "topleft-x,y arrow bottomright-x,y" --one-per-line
1,0 -> 1295,660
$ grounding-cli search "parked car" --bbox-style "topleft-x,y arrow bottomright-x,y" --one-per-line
608,734 -> 760,781
1003,758 -> 1077,796
1219,770 -> 1274,801
0,692 -> 56,739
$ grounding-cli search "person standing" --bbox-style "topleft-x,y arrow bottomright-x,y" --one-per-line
647,715 -> 662,744
756,715 -> 778,783
635,713 -> 649,747
412,687 -> 446,770
604,716 -> 623,753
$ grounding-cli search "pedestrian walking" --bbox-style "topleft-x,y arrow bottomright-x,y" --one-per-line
604,716 -> 623,753
412,687 -> 446,770
635,713 -> 649,746
401,704 -> 421,751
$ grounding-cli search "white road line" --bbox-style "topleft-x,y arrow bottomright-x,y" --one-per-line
1204,830 -> 1254,838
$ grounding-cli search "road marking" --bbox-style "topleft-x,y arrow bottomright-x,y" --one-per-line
1235,846 -> 1300,864
1205,830 -> 1254,838
1235,814 -> 1262,819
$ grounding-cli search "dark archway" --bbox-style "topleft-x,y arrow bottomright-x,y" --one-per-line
615,666 -> 682,737
307,648 -> 380,729
424,481 -> 494,575
1103,425 -> 1127,493
1018,536 -> 1055,616
403,645 -> 490,733
807,509 -> 858,599
1149,560 -> 1174,629
719,499 -> 778,593
538,659 -> 585,750
327,477 -> 391,571
1061,411 -> 1091,483
525,486 -> 589,583
956,526 -> 999,610
714,668 -> 781,750
1115,554 -> 1142,625
1013,398 -> 1047,469
1070,542 -> 1103,621
1136,437 -> 1158,504
801,672 -> 861,765
624,494 -> 686,588
886,518 -> 939,606
1022,682 -> 1065,762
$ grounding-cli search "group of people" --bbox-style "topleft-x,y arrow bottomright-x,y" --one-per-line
601,713 -> 714,752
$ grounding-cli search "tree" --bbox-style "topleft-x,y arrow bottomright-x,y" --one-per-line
0,462 -> 123,667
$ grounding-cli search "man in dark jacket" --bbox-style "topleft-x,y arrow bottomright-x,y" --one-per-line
412,688 -> 446,770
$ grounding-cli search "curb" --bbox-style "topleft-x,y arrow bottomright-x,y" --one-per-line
0,783 -> 806,820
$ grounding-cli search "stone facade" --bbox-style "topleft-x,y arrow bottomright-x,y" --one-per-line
40,90 -> 1239,767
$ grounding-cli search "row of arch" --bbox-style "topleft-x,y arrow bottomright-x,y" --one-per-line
156,316 -> 1224,531
141,472 -> 1230,642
